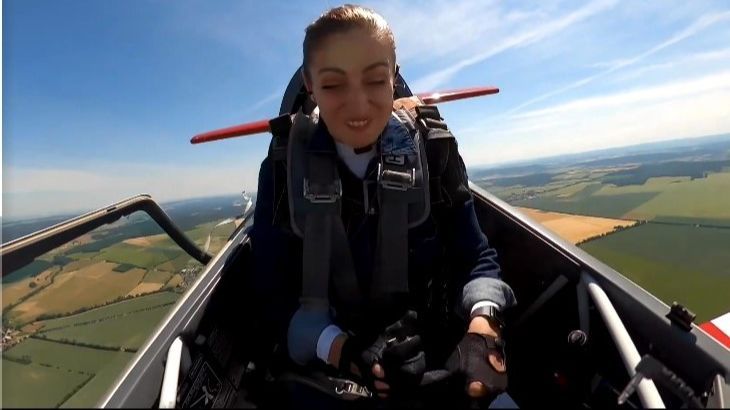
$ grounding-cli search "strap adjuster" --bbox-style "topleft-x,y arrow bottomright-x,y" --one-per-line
303,178 -> 342,203
377,163 -> 415,191
330,377 -> 372,399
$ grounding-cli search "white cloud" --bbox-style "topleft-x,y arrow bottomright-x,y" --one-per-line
3,163 -> 261,219
511,70 -> 730,120
608,46 -> 730,84
507,10 -> 730,114
457,70 -> 730,166
407,0 -> 618,91
244,84 -> 289,115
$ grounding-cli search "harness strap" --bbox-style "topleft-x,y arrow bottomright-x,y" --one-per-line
269,114 -> 292,161
301,214 -> 331,305
415,105 -> 458,207
268,115 -> 293,228
330,213 -> 362,310
288,111 -> 363,310
372,186 -> 410,299
370,110 -> 430,306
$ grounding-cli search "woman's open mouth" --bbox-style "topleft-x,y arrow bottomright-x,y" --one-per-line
346,119 -> 370,130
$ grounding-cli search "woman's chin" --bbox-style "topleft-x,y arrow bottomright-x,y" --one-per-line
334,131 -> 379,149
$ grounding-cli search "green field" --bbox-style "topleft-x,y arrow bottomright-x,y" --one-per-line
142,269 -> 174,284
37,291 -> 179,332
2,196 -> 244,408
602,172 -> 730,224
60,354 -> 135,408
1,360 -> 91,408
185,221 -> 237,247
156,254 -> 197,272
98,242 -> 185,269
67,251 -> 101,260
516,191 -> 659,219
511,171 -> 730,224
3,337 -> 133,374
40,304 -> 174,350
481,157 -> 730,324
580,223 -> 730,322
6,261 -> 147,325
2,259 -> 54,283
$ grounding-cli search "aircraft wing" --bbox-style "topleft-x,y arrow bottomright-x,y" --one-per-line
700,312 -> 730,348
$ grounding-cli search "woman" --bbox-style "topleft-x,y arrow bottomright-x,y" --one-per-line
250,4 -> 516,408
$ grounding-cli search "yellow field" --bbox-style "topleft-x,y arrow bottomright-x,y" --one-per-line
517,207 -> 637,244
127,282 -> 164,297
142,270 -> 173,284
164,274 -> 183,290
9,261 -> 146,324
2,267 -> 59,309
122,233 -> 167,247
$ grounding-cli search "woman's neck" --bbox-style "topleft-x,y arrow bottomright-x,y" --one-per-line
335,141 -> 376,179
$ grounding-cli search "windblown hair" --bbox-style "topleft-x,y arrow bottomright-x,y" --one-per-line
303,4 -> 396,78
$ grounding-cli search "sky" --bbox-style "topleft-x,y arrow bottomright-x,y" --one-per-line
2,0 -> 730,219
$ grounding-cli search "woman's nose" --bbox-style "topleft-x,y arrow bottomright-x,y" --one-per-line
347,86 -> 370,114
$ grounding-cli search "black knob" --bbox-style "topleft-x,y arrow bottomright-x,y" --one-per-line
567,330 -> 588,347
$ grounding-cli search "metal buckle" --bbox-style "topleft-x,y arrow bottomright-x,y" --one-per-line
332,378 -> 372,399
303,178 -> 342,203
362,179 -> 377,215
377,163 -> 415,191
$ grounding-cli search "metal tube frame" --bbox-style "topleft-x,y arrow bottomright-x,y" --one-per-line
582,271 -> 665,408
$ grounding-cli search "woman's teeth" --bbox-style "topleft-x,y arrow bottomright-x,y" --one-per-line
347,119 -> 369,128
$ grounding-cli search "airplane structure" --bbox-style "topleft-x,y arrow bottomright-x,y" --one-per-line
1,68 -> 728,408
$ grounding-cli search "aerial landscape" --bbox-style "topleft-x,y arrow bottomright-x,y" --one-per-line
2,134 -> 728,407
3,0 -> 730,406
2,195 -> 246,407
472,133 -> 730,324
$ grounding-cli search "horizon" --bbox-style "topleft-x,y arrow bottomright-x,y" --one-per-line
3,132 -> 727,222
3,0 -> 730,219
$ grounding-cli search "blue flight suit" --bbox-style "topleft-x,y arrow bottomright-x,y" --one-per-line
250,121 -> 516,367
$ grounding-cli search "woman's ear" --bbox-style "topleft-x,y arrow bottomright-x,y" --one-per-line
301,69 -> 316,103
301,69 -> 312,93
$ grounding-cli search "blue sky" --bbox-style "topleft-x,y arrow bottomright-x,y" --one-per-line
2,0 -> 730,218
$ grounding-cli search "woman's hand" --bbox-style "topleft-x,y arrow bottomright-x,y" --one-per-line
328,334 -> 391,398
465,316 -> 506,398
444,316 -> 507,400
371,363 -> 391,399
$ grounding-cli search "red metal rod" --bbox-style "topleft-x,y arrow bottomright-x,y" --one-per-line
191,86 -> 499,144
191,119 -> 271,144
418,86 -> 499,104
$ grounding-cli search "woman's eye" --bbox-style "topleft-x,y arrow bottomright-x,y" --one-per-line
322,84 -> 341,90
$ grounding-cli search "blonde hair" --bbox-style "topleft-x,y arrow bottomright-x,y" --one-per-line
303,4 -> 396,78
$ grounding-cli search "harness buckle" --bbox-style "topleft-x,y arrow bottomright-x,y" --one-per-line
331,377 -> 372,399
378,163 -> 415,191
303,178 -> 342,203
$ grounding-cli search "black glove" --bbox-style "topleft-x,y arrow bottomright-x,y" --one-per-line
339,311 -> 427,390
446,333 -> 507,399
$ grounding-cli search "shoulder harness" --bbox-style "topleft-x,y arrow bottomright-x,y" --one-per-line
266,105 -> 461,314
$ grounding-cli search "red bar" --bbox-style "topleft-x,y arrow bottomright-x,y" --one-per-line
700,322 -> 730,348
191,86 -> 500,144
191,119 -> 271,144
418,86 -> 499,104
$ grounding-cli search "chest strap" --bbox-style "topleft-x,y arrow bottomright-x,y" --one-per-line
281,108 -> 433,320
371,110 -> 430,304
287,110 -> 361,311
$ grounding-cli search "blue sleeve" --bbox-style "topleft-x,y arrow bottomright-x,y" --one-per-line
250,155 -> 334,365
438,150 -> 517,316
446,197 -> 517,315
250,156 -> 301,346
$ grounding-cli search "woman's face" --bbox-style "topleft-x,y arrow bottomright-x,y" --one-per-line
304,28 -> 395,149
